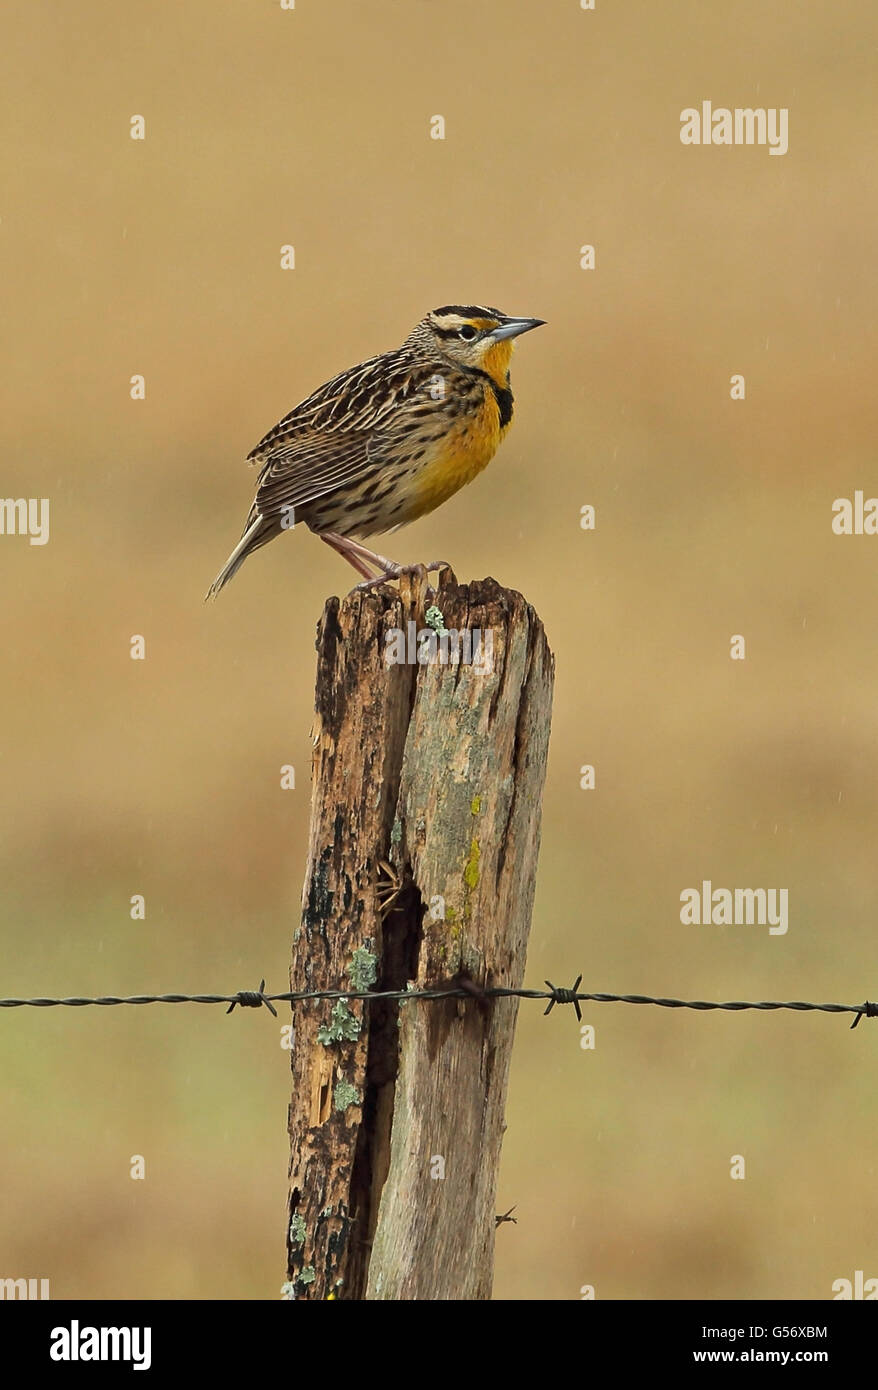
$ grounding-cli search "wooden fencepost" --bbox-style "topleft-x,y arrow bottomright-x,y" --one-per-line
285,570 -> 554,1300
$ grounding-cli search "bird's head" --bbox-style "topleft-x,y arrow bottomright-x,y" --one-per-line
417,305 -> 545,384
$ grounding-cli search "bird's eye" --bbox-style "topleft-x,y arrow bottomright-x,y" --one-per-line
458,325 -> 477,341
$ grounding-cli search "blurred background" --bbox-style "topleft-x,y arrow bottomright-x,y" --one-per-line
1,0 -> 877,1300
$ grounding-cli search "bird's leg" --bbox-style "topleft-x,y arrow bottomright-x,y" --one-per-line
327,534 -> 406,575
320,532 -> 454,596
319,532 -> 379,581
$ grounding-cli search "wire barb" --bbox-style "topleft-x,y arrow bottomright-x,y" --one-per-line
850,1000 -> 878,1030
543,975 -> 583,1022
226,979 -> 278,1017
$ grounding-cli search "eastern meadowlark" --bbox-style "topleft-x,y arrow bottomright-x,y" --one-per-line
206,305 -> 544,597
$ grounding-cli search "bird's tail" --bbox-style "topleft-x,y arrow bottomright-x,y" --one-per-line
205,512 -> 279,600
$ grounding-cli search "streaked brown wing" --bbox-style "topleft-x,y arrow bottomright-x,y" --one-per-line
254,430 -> 378,519
247,351 -> 425,459
248,352 -> 443,522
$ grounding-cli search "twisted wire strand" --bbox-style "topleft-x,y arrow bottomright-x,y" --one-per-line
0,982 -> 874,1028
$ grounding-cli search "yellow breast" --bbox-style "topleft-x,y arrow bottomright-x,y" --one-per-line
409,387 -> 508,520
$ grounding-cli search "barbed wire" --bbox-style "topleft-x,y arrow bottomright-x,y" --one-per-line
0,976 -> 875,1028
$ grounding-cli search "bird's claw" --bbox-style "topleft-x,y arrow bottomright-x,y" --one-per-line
353,560 -> 453,595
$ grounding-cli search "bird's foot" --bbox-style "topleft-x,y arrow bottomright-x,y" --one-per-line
353,560 -> 454,595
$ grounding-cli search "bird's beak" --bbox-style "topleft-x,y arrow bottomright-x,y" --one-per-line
487,317 -> 546,342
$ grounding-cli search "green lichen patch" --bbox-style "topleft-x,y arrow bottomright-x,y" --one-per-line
348,946 -> 377,991
333,1079 -> 360,1112
463,838 -> 481,890
424,604 -> 449,637
317,999 -> 361,1045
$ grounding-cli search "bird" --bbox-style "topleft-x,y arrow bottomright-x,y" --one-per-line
206,304 -> 545,598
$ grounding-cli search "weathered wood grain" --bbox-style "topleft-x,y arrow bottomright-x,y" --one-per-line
286,571 -> 553,1300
